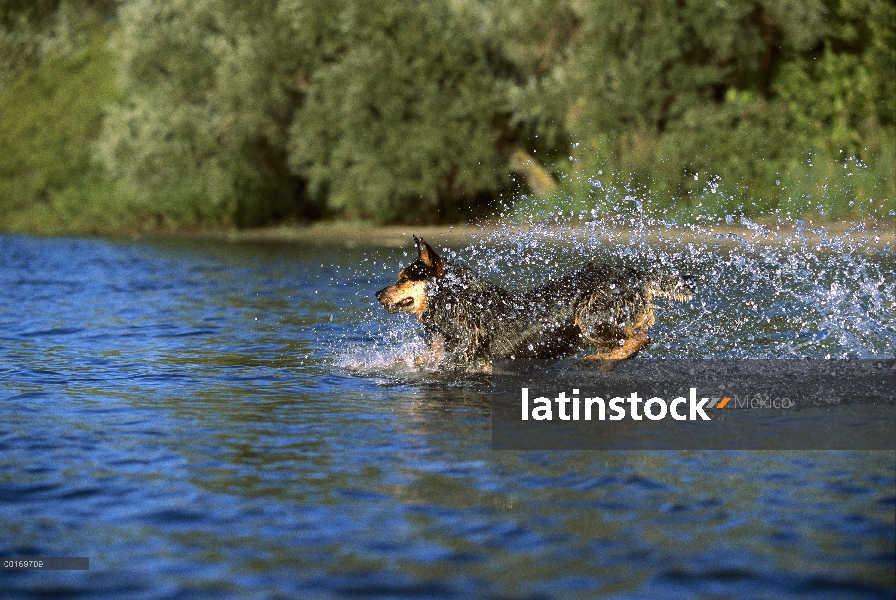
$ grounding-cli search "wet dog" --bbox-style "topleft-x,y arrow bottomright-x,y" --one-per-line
376,237 -> 693,369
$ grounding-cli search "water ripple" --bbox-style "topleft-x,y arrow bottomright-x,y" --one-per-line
0,233 -> 892,599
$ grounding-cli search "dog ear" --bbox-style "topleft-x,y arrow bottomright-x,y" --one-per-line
414,236 -> 441,269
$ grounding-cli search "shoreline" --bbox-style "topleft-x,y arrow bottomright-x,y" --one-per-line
140,218 -> 896,249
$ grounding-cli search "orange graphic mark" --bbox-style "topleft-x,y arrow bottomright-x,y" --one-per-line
717,397 -> 731,409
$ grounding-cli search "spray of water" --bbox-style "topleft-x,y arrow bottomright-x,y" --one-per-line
338,177 -> 894,378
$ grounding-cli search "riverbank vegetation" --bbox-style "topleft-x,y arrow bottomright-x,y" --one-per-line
0,0 -> 893,234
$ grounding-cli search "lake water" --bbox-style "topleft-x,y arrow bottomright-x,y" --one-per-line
1,224 -> 894,599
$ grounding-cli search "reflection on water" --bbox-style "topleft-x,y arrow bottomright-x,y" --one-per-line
0,228 -> 893,599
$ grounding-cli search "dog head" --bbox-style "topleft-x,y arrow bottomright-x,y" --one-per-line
375,236 -> 443,318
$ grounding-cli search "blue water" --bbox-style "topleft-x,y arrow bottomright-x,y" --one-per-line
0,231 -> 894,599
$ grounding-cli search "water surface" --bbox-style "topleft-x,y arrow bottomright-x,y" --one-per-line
0,229 -> 893,599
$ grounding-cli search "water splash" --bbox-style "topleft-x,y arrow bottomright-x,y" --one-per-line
334,325 -> 429,378
342,211 -> 893,374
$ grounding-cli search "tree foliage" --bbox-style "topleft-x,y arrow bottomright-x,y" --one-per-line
0,0 -> 893,231
97,0 -> 310,226
495,0 -> 893,218
0,0 -> 118,90
0,30 -> 121,216
287,1 -> 506,222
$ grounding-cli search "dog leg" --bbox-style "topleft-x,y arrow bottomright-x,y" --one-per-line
585,330 -> 651,371
415,334 -> 446,366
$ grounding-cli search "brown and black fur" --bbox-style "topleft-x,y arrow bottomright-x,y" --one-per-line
376,237 -> 693,369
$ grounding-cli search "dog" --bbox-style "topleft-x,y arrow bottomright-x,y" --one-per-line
376,236 -> 693,370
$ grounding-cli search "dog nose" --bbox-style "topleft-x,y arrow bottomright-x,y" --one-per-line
375,288 -> 387,303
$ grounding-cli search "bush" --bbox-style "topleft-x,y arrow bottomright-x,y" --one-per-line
509,0 -> 895,223
0,30 -> 128,229
97,0 -> 312,227
287,1 -> 507,222
2,0 -> 893,232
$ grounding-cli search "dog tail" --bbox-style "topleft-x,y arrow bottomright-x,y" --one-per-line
646,272 -> 694,302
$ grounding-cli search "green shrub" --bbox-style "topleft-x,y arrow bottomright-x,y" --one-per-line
0,30 -> 127,230
287,1 -> 507,222
97,0 -> 313,228
3,1 -> 893,233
